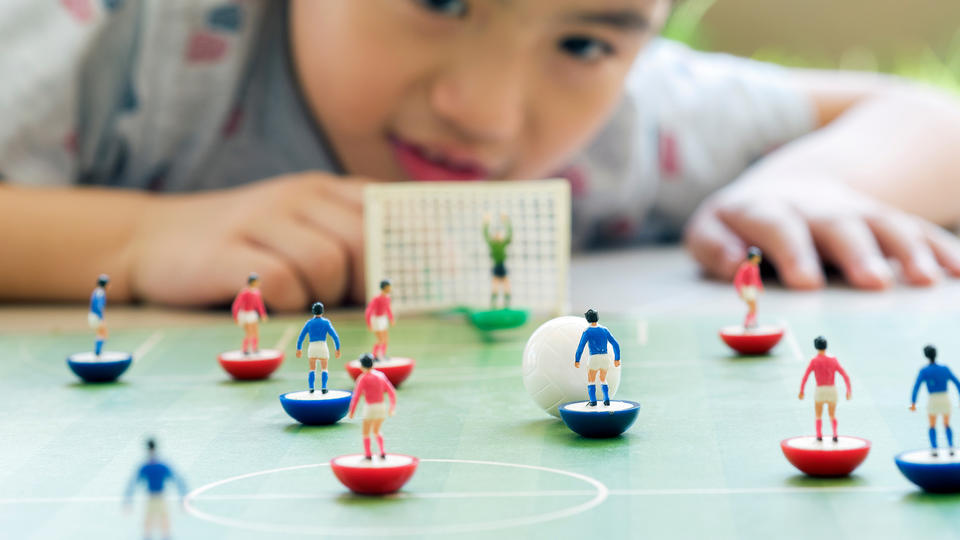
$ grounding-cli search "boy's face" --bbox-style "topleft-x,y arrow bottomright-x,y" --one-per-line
290,0 -> 668,181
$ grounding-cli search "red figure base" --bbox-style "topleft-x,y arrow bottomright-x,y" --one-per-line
330,454 -> 419,495
719,325 -> 784,355
346,357 -> 415,387
781,435 -> 871,477
218,349 -> 284,380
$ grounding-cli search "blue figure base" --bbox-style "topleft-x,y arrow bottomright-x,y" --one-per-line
895,449 -> 960,493
66,351 -> 133,383
558,400 -> 641,438
279,390 -> 352,426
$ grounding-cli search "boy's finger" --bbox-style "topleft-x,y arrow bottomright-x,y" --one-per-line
683,208 -> 747,280
867,215 -> 941,286
246,219 -> 349,308
717,205 -> 824,289
922,223 -> 960,277
297,201 -> 366,304
306,172 -> 367,211
810,218 -> 893,290
227,246 -> 309,312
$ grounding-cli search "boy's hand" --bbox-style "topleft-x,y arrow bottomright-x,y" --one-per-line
130,173 -> 366,311
685,179 -> 960,289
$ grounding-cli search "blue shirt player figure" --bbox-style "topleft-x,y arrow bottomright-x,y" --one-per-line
88,274 -> 109,358
575,309 -> 621,407
296,302 -> 341,394
124,438 -> 187,540
911,345 -> 960,456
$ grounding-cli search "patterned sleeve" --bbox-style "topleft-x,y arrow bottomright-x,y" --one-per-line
566,39 -> 817,248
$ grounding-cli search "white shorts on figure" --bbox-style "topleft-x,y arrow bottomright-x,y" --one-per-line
236,310 -> 259,325
308,341 -> 329,360
87,312 -> 103,329
146,495 -> 167,522
363,401 -> 387,420
370,315 -> 390,332
588,352 -> 613,371
928,392 -> 952,415
814,385 -> 838,403
740,286 -> 758,302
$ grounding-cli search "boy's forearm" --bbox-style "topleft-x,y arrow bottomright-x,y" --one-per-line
739,76 -> 960,226
0,184 -> 148,302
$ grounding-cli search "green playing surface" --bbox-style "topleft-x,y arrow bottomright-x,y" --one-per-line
2,306 -> 960,539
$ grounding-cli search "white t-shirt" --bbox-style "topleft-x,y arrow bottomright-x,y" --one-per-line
0,0 -> 815,247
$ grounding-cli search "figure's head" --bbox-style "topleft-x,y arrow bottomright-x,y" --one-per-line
814,336 -> 827,352
585,308 -> 599,324
289,0 -> 670,182
924,344 -> 937,364
747,246 -> 762,265
97,274 -> 109,288
146,438 -> 156,455
359,353 -> 375,370
248,272 -> 260,288
312,302 -> 325,316
380,279 -> 392,294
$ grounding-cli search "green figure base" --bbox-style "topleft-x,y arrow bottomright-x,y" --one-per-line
467,308 -> 529,331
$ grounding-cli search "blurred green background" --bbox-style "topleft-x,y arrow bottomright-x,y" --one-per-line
664,0 -> 960,93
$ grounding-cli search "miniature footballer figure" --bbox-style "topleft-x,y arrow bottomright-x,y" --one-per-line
574,309 -> 621,407
733,247 -> 764,329
483,212 -> 513,309
348,353 -> 397,460
296,302 -> 341,394
123,438 -> 187,540
88,274 -> 109,358
799,336 -> 852,442
231,273 -> 268,355
910,345 -> 960,456
365,279 -> 395,361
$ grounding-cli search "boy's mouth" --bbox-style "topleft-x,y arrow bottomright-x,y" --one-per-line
389,135 -> 491,181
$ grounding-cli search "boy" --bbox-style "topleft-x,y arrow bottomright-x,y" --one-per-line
88,274 -> 109,358
3,0 -> 960,310
231,272 -> 268,355
296,302 -> 341,394
575,308 -> 621,406
123,438 -> 187,540
347,353 -> 397,460
799,336 -> 852,442
365,279 -> 395,361
910,345 -> 960,456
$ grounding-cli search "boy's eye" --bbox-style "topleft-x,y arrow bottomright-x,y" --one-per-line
558,36 -> 615,62
412,0 -> 469,18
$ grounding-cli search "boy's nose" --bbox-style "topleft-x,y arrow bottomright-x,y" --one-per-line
429,55 -> 526,144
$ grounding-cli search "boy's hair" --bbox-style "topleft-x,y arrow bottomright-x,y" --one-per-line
747,246 -> 762,260
814,336 -> 827,351
312,302 -> 324,315
248,272 -> 259,284
924,344 -> 937,363
146,438 -> 156,451
360,353 -> 375,369
97,274 -> 109,287
380,279 -> 391,290
585,309 -> 599,323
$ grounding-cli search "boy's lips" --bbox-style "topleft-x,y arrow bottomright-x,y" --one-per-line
389,136 -> 491,181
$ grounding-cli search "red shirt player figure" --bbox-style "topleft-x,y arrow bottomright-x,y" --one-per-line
231,273 -> 268,355
365,279 -> 395,362
348,354 -> 397,460
799,336 -> 852,442
733,247 -> 764,329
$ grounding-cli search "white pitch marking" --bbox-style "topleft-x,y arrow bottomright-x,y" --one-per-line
133,330 -> 165,360
636,320 -> 648,346
182,458 -> 608,536
780,319 -> 804,364
273,324 -> 296,351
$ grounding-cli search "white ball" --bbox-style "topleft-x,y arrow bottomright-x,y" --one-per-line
522,316 -> 621,417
